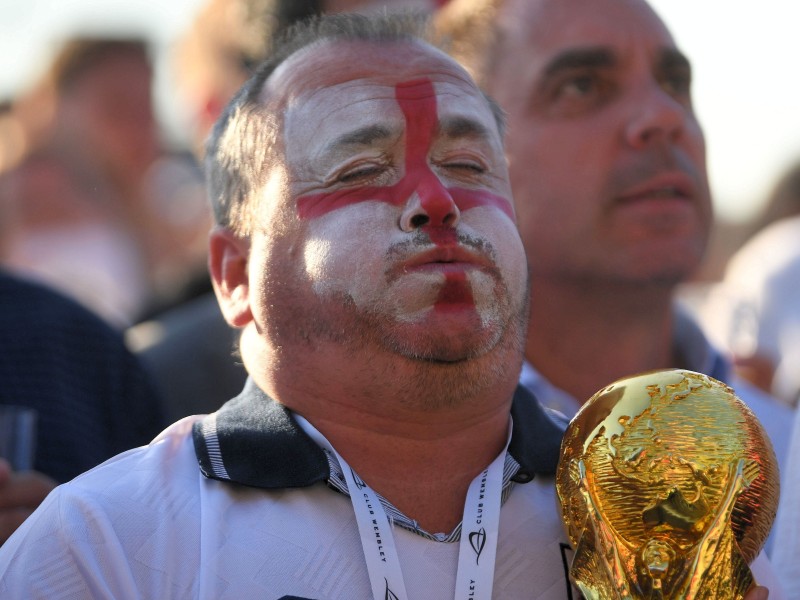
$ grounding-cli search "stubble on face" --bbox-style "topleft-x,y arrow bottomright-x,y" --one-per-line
292,65 -> 522,353
256,230 -> 529,411
246,42 -> 528,404
293,208 -> 523,361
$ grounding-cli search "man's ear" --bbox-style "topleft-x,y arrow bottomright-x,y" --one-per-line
209,226 -> 253,328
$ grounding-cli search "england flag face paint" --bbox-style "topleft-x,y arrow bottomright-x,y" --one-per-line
251,39 -> 527,361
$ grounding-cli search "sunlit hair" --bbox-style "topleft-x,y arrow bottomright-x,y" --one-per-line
205,10 -> 505,237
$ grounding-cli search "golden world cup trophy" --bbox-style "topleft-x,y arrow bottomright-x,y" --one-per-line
555,369 -> 779,599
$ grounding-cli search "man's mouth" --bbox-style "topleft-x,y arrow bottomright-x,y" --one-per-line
617,173 -> 696,204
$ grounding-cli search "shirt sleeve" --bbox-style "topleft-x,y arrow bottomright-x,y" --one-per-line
751,549 -> 788,600
0,486 -> 138,599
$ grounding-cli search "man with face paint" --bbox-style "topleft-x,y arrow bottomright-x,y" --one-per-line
130,0 -> 445,424
0,14 -> 582,599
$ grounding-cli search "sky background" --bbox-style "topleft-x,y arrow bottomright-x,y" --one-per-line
1,0 -> 799,223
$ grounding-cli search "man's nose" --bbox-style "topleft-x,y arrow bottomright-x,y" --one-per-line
623,84 -> 690,149
399,175 -> 460,231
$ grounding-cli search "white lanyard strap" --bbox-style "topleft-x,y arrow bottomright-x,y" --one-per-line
454,434 -> 508,600
295,415 -> 512,600
298,418 -> 409,600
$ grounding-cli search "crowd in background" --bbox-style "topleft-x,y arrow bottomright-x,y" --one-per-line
1,0 -> 798,404
0,34 -> 211,326
1,0 -> 797,405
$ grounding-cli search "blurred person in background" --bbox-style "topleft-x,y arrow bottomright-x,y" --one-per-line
698,161 -> 800,407
756,167 -> 800,595
0,36 -> 211,326
0,147 -> 150,326
0,269 -> 166,545
435,0 -> 792,446
748,159 -> 800,237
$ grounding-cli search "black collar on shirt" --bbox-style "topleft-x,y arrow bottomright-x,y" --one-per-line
193,378 -> 566,490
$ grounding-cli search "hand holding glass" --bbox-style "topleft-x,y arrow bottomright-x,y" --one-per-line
0,405 -> 37,471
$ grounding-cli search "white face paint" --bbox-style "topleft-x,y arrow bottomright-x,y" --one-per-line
250,39 -> 527,362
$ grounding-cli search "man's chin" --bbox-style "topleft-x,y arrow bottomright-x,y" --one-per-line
384,326 -> 503,364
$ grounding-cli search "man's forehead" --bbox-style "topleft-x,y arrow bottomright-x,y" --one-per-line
262,37 -> 474,106
500,0 -> 676,55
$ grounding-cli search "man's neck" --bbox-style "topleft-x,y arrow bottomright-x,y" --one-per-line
245,330 -> 521,533
307,403 -> 512,533
526,277 -> 677,405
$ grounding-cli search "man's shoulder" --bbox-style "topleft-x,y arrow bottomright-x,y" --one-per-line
1,417 -> 203,561
65,416 -> 203,495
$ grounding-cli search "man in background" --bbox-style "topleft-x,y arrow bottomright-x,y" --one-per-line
435,0 -> 792,487
0,270 -> 166,544
434,0 -> 793,574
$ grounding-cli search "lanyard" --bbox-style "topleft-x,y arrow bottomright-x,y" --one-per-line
295,415 -> 512,600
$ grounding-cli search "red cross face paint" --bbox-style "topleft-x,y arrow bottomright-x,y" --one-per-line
296,79 -> 514,224
256,40 -> 528,361
294,77 -> 516,315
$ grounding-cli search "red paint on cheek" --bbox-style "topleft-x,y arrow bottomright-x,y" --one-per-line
295,79 -> 513,224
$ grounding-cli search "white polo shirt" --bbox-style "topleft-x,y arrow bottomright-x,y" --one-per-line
0,381 -> 579,599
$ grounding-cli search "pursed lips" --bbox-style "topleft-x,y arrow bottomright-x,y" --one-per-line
395,246 -> 491,277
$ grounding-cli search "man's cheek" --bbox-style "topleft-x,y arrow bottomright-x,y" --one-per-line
464,207 -> 525,267
304,212 -> 388,303
478,215 -> 528,303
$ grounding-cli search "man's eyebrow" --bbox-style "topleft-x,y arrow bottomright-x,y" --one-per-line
541,47 -> 616,79
437,116 -> 493,141
323,124 -> 394,154
658,47 -> 692,73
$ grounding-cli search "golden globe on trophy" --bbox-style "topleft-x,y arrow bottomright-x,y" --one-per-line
555,369 -> 779,599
